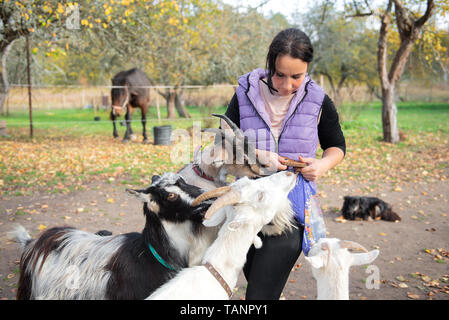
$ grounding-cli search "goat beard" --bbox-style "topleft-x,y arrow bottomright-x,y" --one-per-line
260,201 -> 296,236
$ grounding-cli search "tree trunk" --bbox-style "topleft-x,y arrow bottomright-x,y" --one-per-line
165,89 -> 176,119
376,0 -> 434,144
174,88 -> 191,118
381,86 -> 399,143
0,39 -> 17,114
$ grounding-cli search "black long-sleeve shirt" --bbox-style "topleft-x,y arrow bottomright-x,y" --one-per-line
224,93 -> 346,155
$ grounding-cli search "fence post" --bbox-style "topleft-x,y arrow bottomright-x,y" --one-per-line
82,88 -> 85,108
156,89 -> 161,124
26,35 -> 33,138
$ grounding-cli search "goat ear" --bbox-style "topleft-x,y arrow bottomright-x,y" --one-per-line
305,254 -> 326,269
351,250 -> 380,266
202,208 -> 226,227
126,188 -> 151,203
151,175 -> 161,184
253,235 -> 263,249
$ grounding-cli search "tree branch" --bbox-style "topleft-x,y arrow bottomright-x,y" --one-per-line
415,0 -> 435,28
377,0 -> 393,89
388,0 -> 435,85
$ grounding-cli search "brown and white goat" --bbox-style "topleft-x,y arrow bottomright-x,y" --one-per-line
177,114 -> 268,191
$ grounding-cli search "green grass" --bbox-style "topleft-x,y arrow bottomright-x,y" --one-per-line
339,101 -> 449,134
2,102 -> 446,137
0,105 -> 227,137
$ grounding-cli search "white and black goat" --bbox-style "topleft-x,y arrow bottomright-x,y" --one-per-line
178,114 -> 267,191
305,238 -> 379,300
7,173 -> 213,300
147,171 -> 297,300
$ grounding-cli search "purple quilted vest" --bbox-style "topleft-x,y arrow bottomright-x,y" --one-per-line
236,68 -> 324,164
236,68 -> 327,254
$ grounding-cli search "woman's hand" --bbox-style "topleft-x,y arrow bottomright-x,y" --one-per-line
294,156 -> 326,182
256,149 -> 287,174
294,148 -> 345,182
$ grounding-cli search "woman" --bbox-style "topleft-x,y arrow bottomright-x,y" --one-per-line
224,28 -> 346,300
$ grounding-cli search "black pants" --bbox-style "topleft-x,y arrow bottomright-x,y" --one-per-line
243,223 -> 304,300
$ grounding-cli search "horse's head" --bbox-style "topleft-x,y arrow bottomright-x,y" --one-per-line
111,85 -> 129,116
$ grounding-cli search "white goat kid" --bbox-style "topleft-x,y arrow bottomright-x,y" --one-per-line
305,237 -> 379,300
147,171 -> 297,300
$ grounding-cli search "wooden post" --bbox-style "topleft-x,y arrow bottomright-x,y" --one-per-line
156,89 -> 161,124
82,88 -> 85,108
26,35 -> 33,139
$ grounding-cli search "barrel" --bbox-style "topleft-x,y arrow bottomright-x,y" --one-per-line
153,125 -> 172,145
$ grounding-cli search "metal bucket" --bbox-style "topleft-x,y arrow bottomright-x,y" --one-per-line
153,125 -> 172,145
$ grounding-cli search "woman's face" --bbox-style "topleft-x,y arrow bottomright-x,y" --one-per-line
271,55 -> 308,96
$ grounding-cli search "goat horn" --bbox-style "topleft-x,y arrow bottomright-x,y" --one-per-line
191,186 -> 232,207
321,242 -> 331,266
321,242 -> 330,251
204,189 -> 240,220
339,240 -> 369,253
212,114 -> 265,176
212,114 -> 244,138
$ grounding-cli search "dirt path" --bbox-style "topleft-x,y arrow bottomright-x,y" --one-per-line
1,177 -> 448,300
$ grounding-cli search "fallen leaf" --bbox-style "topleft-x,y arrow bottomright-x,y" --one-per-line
38,224 -> 47,231
396,275 -> 407,282
334,215 -> 347,223
398,283 -> 408,288
379,232 -> 387,236
407,293 -> 420,299
107,198 -> 115,204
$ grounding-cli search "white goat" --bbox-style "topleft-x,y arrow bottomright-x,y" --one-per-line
147,171 -> 297,300
304,237 -> 379,300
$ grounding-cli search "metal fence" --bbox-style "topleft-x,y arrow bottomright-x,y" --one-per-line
2,80 -> 448,115
3,84 -> 238,114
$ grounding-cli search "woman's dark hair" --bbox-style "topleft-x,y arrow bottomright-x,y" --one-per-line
266,28 -> 314,79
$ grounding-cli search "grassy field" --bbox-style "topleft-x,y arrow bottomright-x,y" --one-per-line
0,101 -> 448,197
1,101 -> 448,134
0,104 -> 226,136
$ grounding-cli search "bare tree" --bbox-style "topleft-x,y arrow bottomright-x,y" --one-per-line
348,0 -> 435,143
378,0 -> 434,143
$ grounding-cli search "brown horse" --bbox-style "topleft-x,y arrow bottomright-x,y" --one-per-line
110,68 -> 151,143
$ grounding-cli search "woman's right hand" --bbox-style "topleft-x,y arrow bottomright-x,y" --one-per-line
255,149 -> 287,174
